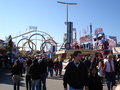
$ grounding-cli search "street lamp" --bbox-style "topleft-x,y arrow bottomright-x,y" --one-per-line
57,1 -> 77,45
57,1 -> 77,23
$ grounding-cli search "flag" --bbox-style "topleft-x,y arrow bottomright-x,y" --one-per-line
108,36 -> 117,49
82,28 -> 87,35
109,36 -> 117,42
108,39 -> 116,49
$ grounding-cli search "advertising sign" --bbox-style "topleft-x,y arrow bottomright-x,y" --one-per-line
80,35 -> 91,43
95,28 -> 103,35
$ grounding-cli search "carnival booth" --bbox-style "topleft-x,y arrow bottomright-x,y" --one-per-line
0,39 -> 7,68
112,47 -> 120,55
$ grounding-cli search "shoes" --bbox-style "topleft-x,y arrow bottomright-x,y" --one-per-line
110,88 -> 113,90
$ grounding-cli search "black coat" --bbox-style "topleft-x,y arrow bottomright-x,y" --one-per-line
63,61 -> 88,89
40,60 -> 48,74
88,75 -> 103,90
12,65 -> 21,75
29,63 -> 41,80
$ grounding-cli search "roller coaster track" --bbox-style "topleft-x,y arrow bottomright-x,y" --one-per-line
12,30 -> 53,40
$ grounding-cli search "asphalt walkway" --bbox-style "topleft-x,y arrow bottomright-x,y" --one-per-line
0,68 -> 116,90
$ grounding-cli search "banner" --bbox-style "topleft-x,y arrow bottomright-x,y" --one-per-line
0,39 -> 4,44
95,28 -> 103,35
80,35 -> 91,43
109,36 -> 117,42
108,36 -> 117,49
112,47 -> 120,54
108,39 -> 116,49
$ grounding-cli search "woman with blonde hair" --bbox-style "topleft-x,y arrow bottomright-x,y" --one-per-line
11,60 -> 21,90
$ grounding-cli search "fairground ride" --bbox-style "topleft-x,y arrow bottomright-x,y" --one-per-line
12,30 -> 57,57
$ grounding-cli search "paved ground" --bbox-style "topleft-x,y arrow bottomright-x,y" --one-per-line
0,68 -> 116,90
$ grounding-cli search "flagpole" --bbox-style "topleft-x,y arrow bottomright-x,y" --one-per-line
90,24 -> 93,49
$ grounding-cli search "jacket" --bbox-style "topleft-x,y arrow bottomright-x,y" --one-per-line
63,61 -> 88,89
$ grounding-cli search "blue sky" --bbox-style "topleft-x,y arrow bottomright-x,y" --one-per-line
0,0 -> 120,44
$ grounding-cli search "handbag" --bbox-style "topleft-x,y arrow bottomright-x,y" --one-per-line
12,75 -> 20,83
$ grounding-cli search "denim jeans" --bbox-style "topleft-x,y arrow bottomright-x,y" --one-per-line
106,72 -> 116,90
31,79 -> 40,90
40,73 -> 47,90
48,67 -> 53,77
69,87 -> 83,90
14,82 -> 20,90
26,75 -> 31,90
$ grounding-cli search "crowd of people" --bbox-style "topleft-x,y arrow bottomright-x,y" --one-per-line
10,51 -> 120,90
11,56 -> 63,90
63,51 -> 120,90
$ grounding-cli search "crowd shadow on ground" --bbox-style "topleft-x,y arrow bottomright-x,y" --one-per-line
1,68 -> 118,89
0,68 -> 25,87
47,75 -> 63,80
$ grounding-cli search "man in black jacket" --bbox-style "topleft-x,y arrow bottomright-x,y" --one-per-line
29,59 -> 41,90
63,51 -> 88,90
39,57 -> 48,90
